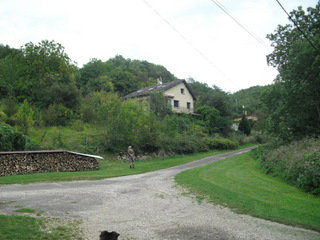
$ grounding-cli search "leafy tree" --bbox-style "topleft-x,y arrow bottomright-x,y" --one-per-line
188,79 -> 233,135
196,105 -> 221,135
238,115 -> 251,136
0,49 -> 25,98
77,59 -> 107,90
78,55 -> 178,96
43,103 -> 75,126
0,44 -> 16,59
0,40 -> 79,110
265,3 -> 320,138
20,40 -> 78,107
11,100 -> 35,134
108,68 -> 139,95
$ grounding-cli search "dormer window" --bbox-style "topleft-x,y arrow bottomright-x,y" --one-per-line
181,88 -> 184,94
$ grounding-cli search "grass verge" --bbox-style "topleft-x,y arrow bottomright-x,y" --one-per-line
0,145 -> 254,185
175,151 -> 320,231
0,215 -> 83,240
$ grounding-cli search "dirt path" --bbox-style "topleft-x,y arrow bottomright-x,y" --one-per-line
1,147 -> 319,240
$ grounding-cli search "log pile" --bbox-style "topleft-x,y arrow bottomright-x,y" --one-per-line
0,150 -> 99,177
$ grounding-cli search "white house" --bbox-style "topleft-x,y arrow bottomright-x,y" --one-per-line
124,80 -> 196,114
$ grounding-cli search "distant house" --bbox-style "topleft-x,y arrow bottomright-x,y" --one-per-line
124,80 -> 196,114
232,115 -> 258,131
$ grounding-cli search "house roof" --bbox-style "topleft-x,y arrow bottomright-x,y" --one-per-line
124,79 -> 196,100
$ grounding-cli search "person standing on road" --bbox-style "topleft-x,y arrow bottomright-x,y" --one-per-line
128,146 -> 135,168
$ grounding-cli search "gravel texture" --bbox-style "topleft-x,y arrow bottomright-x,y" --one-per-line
1,147 -> 319,240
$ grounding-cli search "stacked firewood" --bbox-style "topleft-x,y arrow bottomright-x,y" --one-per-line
0,151 -> 99,177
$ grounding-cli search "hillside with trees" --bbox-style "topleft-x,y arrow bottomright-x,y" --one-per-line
0,41 -> 245,155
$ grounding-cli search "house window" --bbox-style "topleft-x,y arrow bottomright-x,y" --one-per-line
187,102 -> 191,109
174,100 -> 179,108
180,88 -> 184,94
167,98 -> 172,107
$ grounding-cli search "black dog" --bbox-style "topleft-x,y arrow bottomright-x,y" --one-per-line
99,231 -> 120,240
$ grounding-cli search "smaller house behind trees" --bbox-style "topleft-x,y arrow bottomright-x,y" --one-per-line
124,80 -> 196,114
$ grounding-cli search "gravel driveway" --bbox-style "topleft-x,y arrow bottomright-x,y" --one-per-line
1,147 -> 319,240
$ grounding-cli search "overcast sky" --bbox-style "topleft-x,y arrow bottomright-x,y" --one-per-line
0,0 -> 318,92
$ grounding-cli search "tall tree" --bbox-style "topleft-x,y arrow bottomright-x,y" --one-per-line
188,79 -> 233,135
265,2 -> 320,138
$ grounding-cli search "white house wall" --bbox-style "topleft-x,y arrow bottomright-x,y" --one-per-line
164,82 -> 194,113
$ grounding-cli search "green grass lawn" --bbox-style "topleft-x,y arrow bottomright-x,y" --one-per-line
0,148 -> 245,185
175,151 -> 320,232
0,215 -> 83,240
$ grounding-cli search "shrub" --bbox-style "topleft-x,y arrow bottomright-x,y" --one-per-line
0,124 -> 27,151
205,137 -> 238,150
10,100 -> 35,134
255,137 -> 320,195
158,134 -> 209,155
231,131 -> 269,145
297,151 -> 320,195
43,104 -> 75,126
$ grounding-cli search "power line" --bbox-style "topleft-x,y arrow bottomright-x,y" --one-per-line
275,0 -> 320,52
141,0 -> 241,90
209,0 -> 268,47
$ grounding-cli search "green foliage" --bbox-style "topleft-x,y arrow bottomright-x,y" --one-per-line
0,39 -> 246,154
11,100 -> 35,134
204,137 -> 238,150
196,105 -> 221,135
238,115 -> 251,136
43,103 -> 76,126
0,44 -> 15,59
100,96 -> 161,152
149,91 -> 171,118
0,124 -> 26,151
77,55 -> 178,96
0,40 -> 79,112
231,85 -> 269,117
0,111 -> 7,122
1,98 -> 18,118
188,79 -> 233,135
265,3 -> 320,138
255,137 -> 320,195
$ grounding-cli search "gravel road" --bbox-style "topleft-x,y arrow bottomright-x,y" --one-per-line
1,147 -> 319,240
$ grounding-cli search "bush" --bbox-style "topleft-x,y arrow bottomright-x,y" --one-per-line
205,137 -> 238,150
0,111 -> 7,122
43,104 -> 75,126
0,124 -> 27,151
231,131 -> 269,145
255,137 -> 320,195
